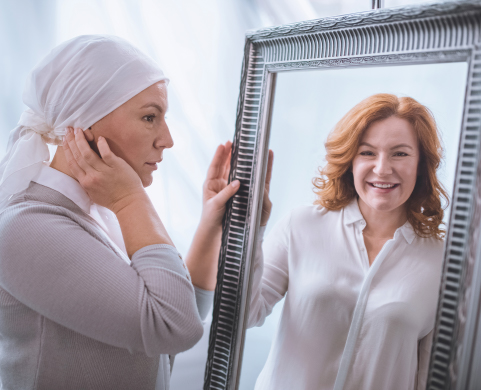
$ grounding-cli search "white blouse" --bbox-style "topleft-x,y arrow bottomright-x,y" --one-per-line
248,199 -> 444,390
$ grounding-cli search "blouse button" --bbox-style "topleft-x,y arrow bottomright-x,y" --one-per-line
360,220 -> 365,225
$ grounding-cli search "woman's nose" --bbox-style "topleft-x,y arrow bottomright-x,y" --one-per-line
372,155 -> 392,176
164,127 -> 174,149
155,123 -> 174,149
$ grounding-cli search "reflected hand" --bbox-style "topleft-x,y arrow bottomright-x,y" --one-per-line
260,150 -> 273,227
200,141 -> 240,232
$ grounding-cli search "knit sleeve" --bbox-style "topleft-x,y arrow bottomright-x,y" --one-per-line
0,202 -> 204,357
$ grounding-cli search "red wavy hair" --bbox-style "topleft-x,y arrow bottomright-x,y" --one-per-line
313,93 -> 448,239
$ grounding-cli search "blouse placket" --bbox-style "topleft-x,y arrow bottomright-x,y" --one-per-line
356,220 -> 370,271
333,225 -> 403,390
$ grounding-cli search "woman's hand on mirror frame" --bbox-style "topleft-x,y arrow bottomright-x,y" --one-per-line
199,140 -> 241,233
185,144 -> 274,291
62,127 -> 174,256
185,141 -> 240,290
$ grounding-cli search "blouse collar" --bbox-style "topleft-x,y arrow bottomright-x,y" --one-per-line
31,163 -> 93,214
343,197 -> 416,245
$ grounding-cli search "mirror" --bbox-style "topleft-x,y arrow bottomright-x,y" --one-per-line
203,3 -> 481,389
239,61 -> 469,389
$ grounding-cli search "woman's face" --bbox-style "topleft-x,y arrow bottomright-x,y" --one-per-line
89,81 -> 173,187
352,116 -> 420,216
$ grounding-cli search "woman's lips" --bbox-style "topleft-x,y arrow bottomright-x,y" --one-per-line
145,162 -> 158,170
367,182 -> 399,192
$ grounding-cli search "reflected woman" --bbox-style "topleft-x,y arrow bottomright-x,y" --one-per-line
248,94 -> 447,390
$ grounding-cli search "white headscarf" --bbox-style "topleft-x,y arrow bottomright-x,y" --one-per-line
0,34 -> 168,209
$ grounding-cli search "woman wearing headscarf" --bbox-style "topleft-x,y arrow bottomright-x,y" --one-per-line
0,35 -> 239,390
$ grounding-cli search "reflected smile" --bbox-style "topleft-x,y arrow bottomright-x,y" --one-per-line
368,182 -> 399,189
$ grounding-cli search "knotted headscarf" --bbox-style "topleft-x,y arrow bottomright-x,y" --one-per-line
0,34 -> 168,209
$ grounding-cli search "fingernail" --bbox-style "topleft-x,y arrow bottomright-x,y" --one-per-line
74,128 -> 80,135
232,180 -> 240,188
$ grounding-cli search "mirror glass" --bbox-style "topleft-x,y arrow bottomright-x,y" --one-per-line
239,61 -> 469,389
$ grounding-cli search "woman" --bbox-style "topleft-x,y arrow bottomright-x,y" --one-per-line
0,35 -> 239,389
246,94 -> 448,390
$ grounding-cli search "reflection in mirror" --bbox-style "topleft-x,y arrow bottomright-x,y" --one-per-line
239,62 -> 469,389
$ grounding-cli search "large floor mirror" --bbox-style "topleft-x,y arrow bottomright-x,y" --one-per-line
239,61 -> 468,389
204,2 -> 481,390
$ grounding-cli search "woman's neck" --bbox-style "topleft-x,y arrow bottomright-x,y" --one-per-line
49,147 -> 77,181
358,198 -> 407,239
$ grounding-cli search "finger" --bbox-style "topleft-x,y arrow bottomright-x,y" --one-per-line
62,129 -> 87,181
206,144 -> 227,181
66,128 -> 98,174
212,180 -> 240,207
262,185 -> 272,211
221,140 -> 233,180
74,127 -> 106,171
223,148 -> 232,181
265,150 -> 274,192
260,176 -> 273,227
96,136 -> 119,167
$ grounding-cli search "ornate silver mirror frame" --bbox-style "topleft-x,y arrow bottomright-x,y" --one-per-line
203,2 -> 481,389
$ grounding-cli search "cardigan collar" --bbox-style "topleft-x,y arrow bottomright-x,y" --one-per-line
31,162 -> 93,214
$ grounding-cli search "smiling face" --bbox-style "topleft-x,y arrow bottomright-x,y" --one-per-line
352,116 -> 420,218
89,81 -> 173,187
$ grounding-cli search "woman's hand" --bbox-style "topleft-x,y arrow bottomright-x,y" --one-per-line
260,150 -> 274,227
185,144 -> 274,290
62,127 -> 144,213
200,143 -> 273,230
199,141 -> 240,232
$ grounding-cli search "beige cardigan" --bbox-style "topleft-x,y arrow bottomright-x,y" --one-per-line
0,182 -> 212,390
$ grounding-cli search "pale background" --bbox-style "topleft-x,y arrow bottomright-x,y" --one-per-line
0,1 -> 465,389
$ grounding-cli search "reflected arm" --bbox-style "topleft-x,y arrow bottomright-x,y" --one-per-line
247,214 -> 290,328
416,330 -> 433,389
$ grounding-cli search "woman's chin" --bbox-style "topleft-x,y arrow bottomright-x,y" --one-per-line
140,173 -> 154,188
365,199 -> 406,214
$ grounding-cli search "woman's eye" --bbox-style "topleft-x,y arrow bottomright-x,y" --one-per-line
143,115 -> 156,123
394,152 -> 408,157
360,151 -> 374,156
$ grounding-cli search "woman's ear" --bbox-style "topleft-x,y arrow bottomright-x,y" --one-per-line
83,127 -> 101,158
84,127 -> 95,142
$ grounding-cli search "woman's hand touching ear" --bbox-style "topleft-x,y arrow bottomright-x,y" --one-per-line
62,127 -> 144,213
